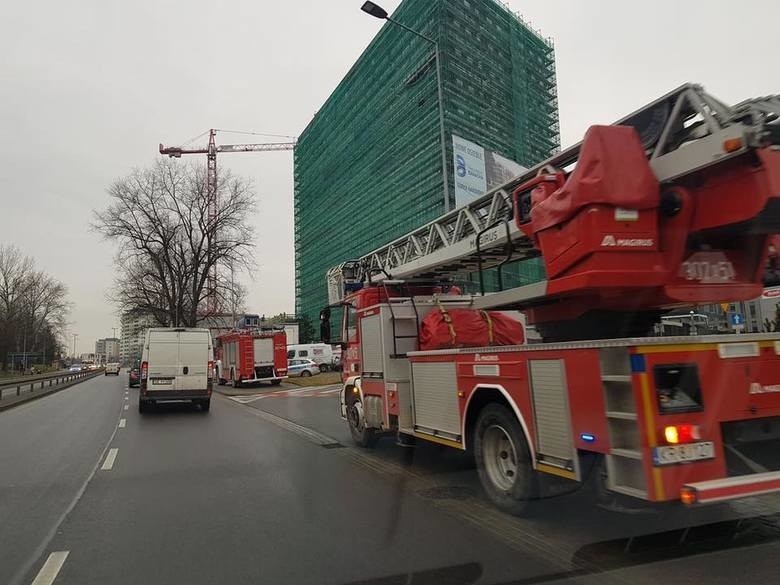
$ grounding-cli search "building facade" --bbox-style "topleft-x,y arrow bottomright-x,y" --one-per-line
120,312 -> 153,365
95,338 -> 120,364
294,0 -> 559,324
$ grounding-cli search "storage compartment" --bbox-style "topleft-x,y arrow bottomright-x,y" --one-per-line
411,361 -> 460,440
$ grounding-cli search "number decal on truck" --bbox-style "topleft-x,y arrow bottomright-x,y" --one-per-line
679,252 -> 736,283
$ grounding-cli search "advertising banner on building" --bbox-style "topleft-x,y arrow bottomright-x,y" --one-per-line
453,135 -> 487,207
453,134 -> 527,208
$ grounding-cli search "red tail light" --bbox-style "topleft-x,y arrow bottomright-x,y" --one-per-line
664,424 -> 700,444
141,361 -> 148,380
208,361 -> 214,378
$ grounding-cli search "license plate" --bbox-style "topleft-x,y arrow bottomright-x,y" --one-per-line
151,378 -> 174,385
653,441 -> 715,466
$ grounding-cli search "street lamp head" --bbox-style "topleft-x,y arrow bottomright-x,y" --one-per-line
361,1 -> 388,19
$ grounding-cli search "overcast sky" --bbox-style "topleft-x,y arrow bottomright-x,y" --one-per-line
1,0 -> 777,354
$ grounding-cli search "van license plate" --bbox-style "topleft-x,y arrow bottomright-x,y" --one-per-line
653,442 -> 715,466
151,378 -> 174,385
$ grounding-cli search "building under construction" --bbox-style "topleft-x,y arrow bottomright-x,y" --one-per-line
294,0 -> 559,324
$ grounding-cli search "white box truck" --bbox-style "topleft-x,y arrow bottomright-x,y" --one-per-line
139,328 -> 213,413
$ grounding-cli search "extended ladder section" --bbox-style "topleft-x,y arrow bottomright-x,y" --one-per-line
328,83 -> 780,309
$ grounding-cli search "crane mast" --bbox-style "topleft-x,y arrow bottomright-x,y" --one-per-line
159,129 -> 296,314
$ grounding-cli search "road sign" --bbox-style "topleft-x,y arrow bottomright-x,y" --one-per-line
731,312 -> 745,333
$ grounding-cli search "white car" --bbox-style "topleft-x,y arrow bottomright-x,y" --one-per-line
287,358 -> 320,377
69,364 -> 82,372
105,362 -> 120,375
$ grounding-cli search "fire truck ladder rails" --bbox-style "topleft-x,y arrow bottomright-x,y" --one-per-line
327,83 -> 778,307
475,218 -> 517,295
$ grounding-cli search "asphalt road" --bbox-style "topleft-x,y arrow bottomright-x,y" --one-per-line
3,375 -> 780,585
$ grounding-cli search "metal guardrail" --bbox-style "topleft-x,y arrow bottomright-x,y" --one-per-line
0,369 -> 102,401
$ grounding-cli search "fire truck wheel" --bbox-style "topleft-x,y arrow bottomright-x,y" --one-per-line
347,396 -> 378,448
474,404 -> 536,515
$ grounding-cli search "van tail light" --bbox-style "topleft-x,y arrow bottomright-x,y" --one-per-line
664,424 -> 700,444
140,361 -> 149,392
208,361 -> 214,378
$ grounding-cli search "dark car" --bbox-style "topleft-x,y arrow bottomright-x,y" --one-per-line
128,361 -> 141,387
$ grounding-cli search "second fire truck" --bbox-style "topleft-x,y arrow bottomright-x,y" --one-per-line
215,315 -> 288,387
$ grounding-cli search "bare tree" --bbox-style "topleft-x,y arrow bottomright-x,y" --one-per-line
0,244 -> 69,371
93,159 -> 256,327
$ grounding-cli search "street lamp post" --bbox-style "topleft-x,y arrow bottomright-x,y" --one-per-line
72,333 -> 78,361
361,1 -> 452,212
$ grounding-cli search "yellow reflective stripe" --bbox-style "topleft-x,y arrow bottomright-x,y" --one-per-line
536,463 -> 576,480
412,432 -> 463,450
639,372 -> 665,500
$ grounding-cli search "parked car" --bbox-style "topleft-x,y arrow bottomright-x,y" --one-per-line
287,358 -> 320,378
105,362 -> 120,375
128,361 -> 140,387
139,328 -> 213,413
287,343 -> 337,372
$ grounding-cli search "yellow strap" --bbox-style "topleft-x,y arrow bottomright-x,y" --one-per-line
480,311 -> 495,345
435,297 -> 457,346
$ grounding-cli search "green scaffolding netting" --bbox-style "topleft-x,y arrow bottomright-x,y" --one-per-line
294,0 -> 559,324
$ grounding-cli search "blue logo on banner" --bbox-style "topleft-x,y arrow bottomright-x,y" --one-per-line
456,154 -> 467,177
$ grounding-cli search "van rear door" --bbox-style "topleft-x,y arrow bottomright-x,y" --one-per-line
147,330 -> 179,391
176,330 -> 210,391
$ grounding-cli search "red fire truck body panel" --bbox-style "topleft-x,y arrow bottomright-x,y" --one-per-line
400,335 -> 780,503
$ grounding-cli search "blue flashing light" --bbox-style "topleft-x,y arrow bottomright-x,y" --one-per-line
580,433 -> 596,443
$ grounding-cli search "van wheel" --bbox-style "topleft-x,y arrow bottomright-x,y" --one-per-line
474,404 -> 537,516
347,396 -> 378,448
139,399 -> 149,414
200,399 -> 210,412
319,364 -> 329,373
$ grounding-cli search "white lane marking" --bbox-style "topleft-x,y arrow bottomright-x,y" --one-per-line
124,396 -> 128,401
7,404 -> 124,585
223,397 -> 340,447
30,551 -> 69,585
231,394 -> 268,404
118,418 -> 126,428
101,448 -> 118,470
123,404 -> 129,410
321,388 -> 341,395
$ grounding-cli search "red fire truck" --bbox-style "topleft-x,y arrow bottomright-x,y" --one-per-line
324,84 -> 780,514
215,327 -> 288,387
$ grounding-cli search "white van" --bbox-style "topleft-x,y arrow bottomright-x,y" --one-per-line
286,343 -> 335,372
139,328 -> 214,413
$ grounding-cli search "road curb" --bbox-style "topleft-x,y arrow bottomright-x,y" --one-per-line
0,372 -> 103,412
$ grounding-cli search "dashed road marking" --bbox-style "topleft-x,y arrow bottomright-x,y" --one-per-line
123,404 -> 129,410
101,448 -> 118,470
30,551 -> 69,585
118,418 -> 126,428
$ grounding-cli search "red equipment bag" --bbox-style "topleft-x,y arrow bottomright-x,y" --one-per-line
419,306 -> 525,350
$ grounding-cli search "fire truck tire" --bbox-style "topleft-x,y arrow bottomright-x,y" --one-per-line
474,404 -> 537,515
347,397 -> 378,448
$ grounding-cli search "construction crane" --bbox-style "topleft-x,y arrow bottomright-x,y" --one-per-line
159,129 -> 296,314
